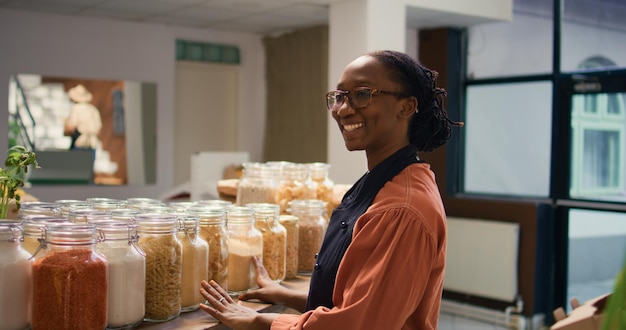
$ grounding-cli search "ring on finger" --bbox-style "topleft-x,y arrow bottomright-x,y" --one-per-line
219,297 -> 225,303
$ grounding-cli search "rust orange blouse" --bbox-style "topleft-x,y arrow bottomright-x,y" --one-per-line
271,163 -> 447,330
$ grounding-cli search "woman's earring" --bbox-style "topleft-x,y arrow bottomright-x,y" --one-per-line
415,107 -> 419,114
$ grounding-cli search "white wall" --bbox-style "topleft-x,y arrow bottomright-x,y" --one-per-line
0,8 -> 265,202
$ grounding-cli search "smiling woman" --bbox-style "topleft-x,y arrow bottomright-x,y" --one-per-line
8,74 -> 157,186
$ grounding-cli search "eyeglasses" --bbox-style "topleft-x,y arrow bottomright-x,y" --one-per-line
325,87 -> 406,112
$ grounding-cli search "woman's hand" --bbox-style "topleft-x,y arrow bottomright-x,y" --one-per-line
239,256 -> 308,312
238,256 -> 285,304
199,280 -> 274,330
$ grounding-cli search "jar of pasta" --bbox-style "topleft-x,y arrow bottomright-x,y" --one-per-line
226,206 -> 263,295
288,199 -> 327,275
247,203 -> 286,283
135,213 -> 183,322
279,214 -> 299,280
95,221 -> 146,329
236,162 -> 279,206
189,205 -> 229,290
176,214 -> 209,312
21,217 -> 68,256
276,163 -> 317,214
308,162 -> 335,220
0,221 -> 31,330
31,223 -> 109,330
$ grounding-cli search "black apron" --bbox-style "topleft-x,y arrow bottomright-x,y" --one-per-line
305,145 -> 421,310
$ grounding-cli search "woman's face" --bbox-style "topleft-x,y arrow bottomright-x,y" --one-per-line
331,55 -> 415,158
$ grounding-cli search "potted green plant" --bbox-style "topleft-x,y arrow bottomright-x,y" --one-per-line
0,146 -> 40,219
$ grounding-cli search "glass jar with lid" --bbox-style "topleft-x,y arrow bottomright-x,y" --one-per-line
276,163 -> 317,215
176,214 -> 209,312
55,199 -> 93,218
188,205 -> 229,290
236,162 -> 279,206
110,208 -> 141,223
168,201 -> 195,213
125,197 -> 165,210
17,201 -> 62,220
68,209 -> 112,223
135,213 -> 183,322
278,214 -> 299,280
288,199 -> 327,275
247,203 -> 286,283
31,223 -> 109,330
95,220 -> 145,329
0,221 -> 31,330
226,206 -> 263,295
87,197 -> 124,211
21,217 -> 68,255
308,162 -> 336,220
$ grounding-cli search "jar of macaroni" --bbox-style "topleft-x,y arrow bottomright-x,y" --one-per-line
176,214 -> 209,312
135,213 -> 183,322
288,199 -> 327,275
31,223 -> 109,330
236,162 -> 279,206
95,221 -> 146,329
247,203 -> 286,283
189,205 -> 229,290
226,206 -> 263,295
275,163 -> 317,214
308,162 -> 336,220
278,214 -> 299,280
0,221 -> 31,330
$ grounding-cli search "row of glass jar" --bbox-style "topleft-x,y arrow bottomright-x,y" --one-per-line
236,161 -> 336,217
1,197 -> 329,330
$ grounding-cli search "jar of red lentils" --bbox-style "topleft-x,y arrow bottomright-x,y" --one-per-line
31,223 -> 109,330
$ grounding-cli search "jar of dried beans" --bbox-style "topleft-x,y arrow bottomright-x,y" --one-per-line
0,221 -> 31,330
247,203 -> 286,283
279,214 -> 299,280
95,221 -> 146,329
31,223 -> 109,330
176,214 -> 209,312
288,199 -> 327,275
236,162 -> 279,206
226,206 -> 263,295
135,213 -> 183,322
190,205 -> 229,291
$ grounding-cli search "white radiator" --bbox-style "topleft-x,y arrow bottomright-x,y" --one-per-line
444,217 -> 520,302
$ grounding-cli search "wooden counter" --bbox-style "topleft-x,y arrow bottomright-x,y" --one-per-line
136,276 -> 310,330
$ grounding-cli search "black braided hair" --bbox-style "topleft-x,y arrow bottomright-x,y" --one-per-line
368,50 -> 463,152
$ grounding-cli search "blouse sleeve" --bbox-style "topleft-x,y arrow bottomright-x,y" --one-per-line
271,207 -> 439,330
